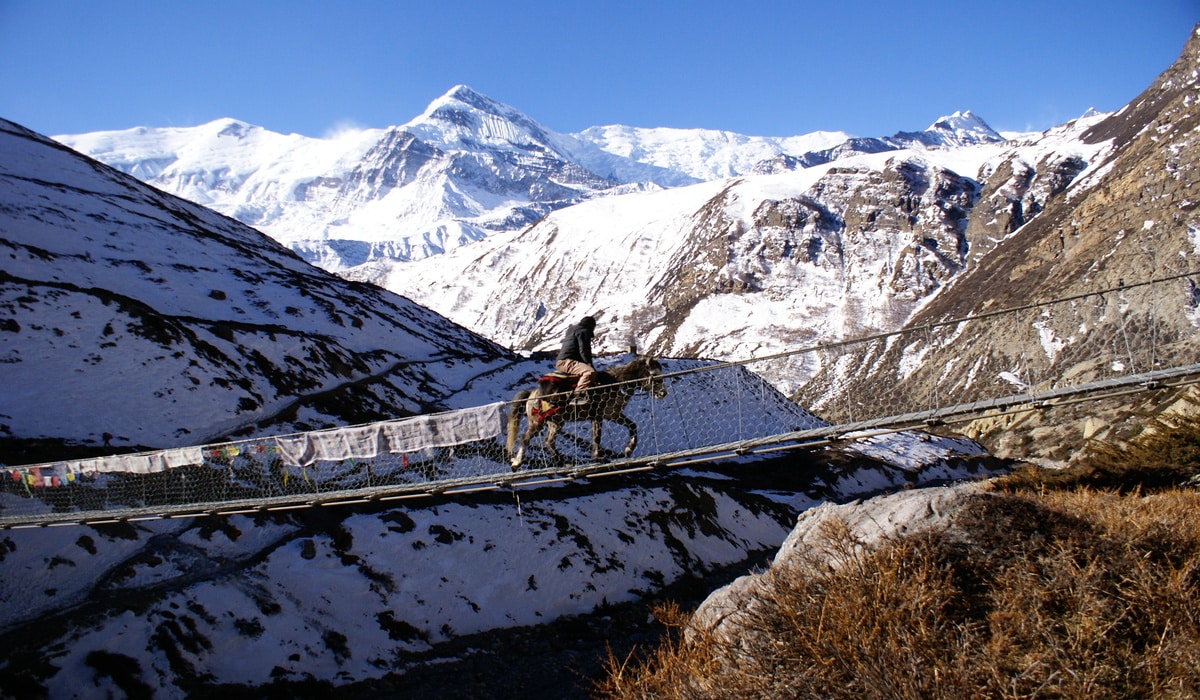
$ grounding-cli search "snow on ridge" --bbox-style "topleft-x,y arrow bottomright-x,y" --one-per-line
381,116 -> 1103,381
55,118 -> 386,220
1,117 -> 512,447
572,123 -> 852,181
52,83 -> 1037,278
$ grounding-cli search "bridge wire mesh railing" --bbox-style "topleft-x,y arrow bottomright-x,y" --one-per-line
2,272 -> 1199,528
793,272 -> 1200,426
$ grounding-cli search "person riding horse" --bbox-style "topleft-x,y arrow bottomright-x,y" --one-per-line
555,315 -> 598,405
507,353 -> 667,469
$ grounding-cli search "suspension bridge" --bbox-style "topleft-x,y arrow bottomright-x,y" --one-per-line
3,273 -> 1199,529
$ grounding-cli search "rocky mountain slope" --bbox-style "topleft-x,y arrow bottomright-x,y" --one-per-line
370,113 -> 1110,396
796,23 -> 1200,464
0,118 -> 514,457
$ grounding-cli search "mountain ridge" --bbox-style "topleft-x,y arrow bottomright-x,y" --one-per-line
0,117 -> 514,453
795,23 -> 1200,465
369,112 -> 1112,395
55,86 -> 1007,272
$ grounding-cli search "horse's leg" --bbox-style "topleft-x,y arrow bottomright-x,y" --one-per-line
510,429 -> 526,470
591,419 -> 604,461
505,390 -> 532,459
511,408 -> 542,471
612,413 -> 638,458
544,420 -> 563,462
511,438 -> 525,470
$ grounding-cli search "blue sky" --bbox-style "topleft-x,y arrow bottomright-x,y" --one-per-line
1,0 -> 1195,140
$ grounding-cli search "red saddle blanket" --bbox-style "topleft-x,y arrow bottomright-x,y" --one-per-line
537,371 -> 579,392
531,371 -> 614,423
537,370 -> 614,393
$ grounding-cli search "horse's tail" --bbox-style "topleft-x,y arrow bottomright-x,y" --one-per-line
506,390 -> 532,455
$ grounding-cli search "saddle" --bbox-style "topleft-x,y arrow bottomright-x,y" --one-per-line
536,370 -> 613,396
537,371 -> 581,394
530,370 -> 612,422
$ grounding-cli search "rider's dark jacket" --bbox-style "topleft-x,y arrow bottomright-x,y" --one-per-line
556,322 -> 594,365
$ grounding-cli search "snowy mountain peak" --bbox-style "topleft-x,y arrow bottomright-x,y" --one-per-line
927,109 -> 983,131
210,117 -> 257,139
439,84 -> 504,112
407,83 -> 555,151
420,84 -> 509,123
909,110 -> 1004,148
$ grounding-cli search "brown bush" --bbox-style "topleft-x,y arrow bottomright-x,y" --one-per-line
596,421 -> 1200,699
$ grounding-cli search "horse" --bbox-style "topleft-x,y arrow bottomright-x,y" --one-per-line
506,356 -> 668,470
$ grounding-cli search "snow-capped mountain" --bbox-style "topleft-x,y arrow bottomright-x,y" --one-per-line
797,23 -> 1200,464
572,122 -> 852,181
54,79 -> 1113,402
750,110 -> 1010,174
364,114 -> 1112,396
898,110 -> 1007,148
0,118 -> 513,456
55,86 -> 1003,274
51,80 -> 1027,396
54,86 -> 690,271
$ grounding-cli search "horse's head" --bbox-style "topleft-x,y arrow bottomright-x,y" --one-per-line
609,355 -> 668,399
638,357 -> 668,400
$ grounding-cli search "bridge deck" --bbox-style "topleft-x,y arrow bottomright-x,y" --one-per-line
4,362 -> 1197,530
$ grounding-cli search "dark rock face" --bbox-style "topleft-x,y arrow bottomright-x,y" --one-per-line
623,158 -> 980,356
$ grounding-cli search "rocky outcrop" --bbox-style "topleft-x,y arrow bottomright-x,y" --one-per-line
690,484 -> 980,645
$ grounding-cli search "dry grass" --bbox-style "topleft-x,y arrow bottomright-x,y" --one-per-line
595,418 -> 1200,699
995,408 -> 1200,495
